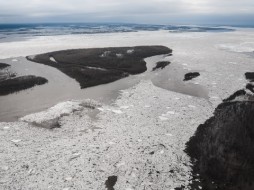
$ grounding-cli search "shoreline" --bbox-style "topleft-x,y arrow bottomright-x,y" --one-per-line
26,46 -> 172,89
0,52 -> 173,122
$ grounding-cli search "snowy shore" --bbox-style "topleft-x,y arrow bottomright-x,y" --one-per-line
1,29 -> 254,189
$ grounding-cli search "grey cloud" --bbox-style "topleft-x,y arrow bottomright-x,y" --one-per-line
0,0 -> 254,24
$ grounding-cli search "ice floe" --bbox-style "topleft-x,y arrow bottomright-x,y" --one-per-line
116,53 -> 123,58
108,141 -> 116,145
159,116 -> 169,121
97,107 -> 104,111
111,109 -> 123,114
127,49 -> 134,54
167,111 -> 176,115
120,106 -> 130,109
69,152 -> 81,161
210,96 -> 220,99
11,139 -> 21,143
49,56 -> 57,63
20,99 -> 100,128
64,177 -> 73,181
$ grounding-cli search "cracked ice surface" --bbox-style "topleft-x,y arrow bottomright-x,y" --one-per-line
0,80 -> 212,189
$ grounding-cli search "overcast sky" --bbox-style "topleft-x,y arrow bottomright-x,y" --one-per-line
0,0 -> 254,25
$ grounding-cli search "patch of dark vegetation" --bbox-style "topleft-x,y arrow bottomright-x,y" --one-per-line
0,63 -> 10,69
246,83 -> 254,93
27,46 -> 172,88
0,63 -> 17,82
0,63 -> 15,82
105,176 -> 118,190
0,75 -> 48,96
222,84 -> 254,102
0,72 -> 16,81
184,72 -> 200,81
186,95 -> 254,189
0,71 -> 16,81
152,61 -> 170,71
223,89 -> 246,102
245,72 -> 254,82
